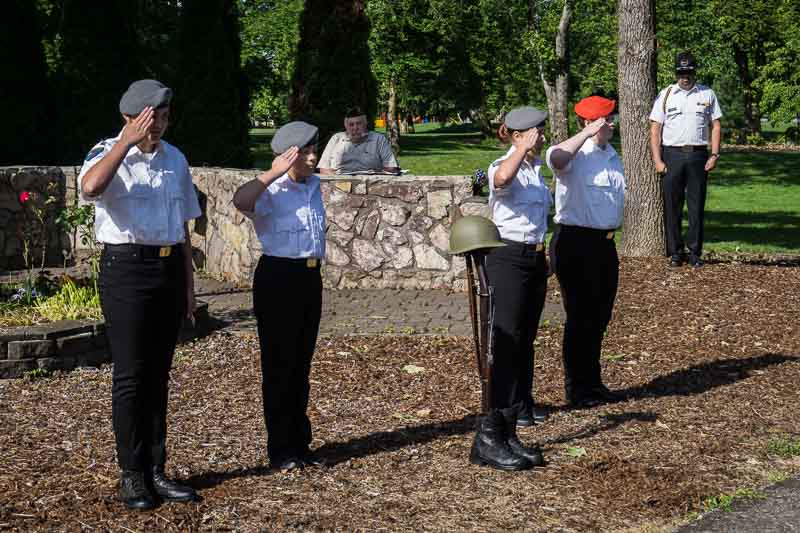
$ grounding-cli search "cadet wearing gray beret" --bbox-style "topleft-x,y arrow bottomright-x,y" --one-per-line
119,79 -> 172,116
504,106 -> 548,131
270,121 -> 319,154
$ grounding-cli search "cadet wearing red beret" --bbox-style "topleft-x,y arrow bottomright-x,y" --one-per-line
545,96 -> 626,409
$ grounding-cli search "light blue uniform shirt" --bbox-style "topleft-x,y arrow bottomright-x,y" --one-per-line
487,146 -> 551,244
246,173 -> 326,259
546,139 -> 626,230
78,135 -> 202,246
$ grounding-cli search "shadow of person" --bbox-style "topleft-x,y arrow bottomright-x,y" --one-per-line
618,352 -> 799,402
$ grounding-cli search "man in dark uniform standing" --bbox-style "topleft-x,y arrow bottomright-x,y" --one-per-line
650,52 -> 723,268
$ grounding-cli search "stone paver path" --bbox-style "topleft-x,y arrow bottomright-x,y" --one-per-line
195,275 -> 564,337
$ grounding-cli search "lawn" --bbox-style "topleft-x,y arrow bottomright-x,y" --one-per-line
250,123 -> 800,254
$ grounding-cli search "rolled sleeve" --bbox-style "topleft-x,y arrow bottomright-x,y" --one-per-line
545,146 -> 572,177
78,142 -> 123,202
183,167 -> 202,221
649,89 -> 667,123
710,92 -> 723,120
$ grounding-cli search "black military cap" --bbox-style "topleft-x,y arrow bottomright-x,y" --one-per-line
270,121 -> 319,154
675,52 -> 697,73
119,79 -> 172,116
504,106 -> 548,130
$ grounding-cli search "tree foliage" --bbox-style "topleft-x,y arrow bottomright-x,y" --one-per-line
290,0 -> 377,142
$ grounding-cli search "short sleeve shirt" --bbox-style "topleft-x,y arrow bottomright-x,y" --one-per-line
546,140 -> 626,230
487,146 -> 551,244
244,174 -> 326,259
649,83 -> 723,146
78,136 -> 202,245
318,131 -> 399,174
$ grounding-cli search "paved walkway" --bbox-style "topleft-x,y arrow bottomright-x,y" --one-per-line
195,275 -> 565,337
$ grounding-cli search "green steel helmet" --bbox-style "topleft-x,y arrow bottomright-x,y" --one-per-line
449,215 -> 506,255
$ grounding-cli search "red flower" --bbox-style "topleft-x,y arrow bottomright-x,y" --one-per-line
19,191 -> 31,204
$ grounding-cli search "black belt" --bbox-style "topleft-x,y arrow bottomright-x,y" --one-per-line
262,255 -> 321,269
501,239 -> 545,252
103,243 -> 181,259
559,225 -> 616,240
664,145 -> 708,152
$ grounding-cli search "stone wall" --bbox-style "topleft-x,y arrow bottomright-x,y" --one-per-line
0,167 -> 77,270
0,302 -> 209,379
1,167 -> 489,290
191,170 -> 489,290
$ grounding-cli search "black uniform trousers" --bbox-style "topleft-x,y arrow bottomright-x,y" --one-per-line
99,244 -> 185,472
661,146 -> 709,257
485,240 -> 548,414
252,255 -> 322,463
553,225 -> 618,400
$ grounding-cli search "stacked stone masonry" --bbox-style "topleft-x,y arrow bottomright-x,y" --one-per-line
1,167 -> 489,290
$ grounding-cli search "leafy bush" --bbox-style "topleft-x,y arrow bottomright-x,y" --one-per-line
745,132 -> 766,146
34,278 -> 101,322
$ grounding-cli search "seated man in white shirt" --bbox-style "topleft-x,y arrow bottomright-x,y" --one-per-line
318,107 -> 400,175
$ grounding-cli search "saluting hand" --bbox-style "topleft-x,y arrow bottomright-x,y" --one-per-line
120,107 -> 154,148
272,146 -> 299,175
583,117 -> 608,137
514,128 -> 541,153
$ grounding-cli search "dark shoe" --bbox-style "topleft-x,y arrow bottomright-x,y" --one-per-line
299,449 -> 326,467
118,470 -> 157,510
504,413 -> 544,466
469,411 -> 532,471
273,456 -> 304,471
688,254 -> 704,268
588,384 -> 625,403
151,467 -> 199,502
517,405 -> 548,427
668,254 -> 684,267
566,389 -> 603,409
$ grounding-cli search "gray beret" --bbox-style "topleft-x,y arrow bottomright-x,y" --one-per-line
271,121 -> 319,154
119,79 -> 172,116
504,106 -> 547,130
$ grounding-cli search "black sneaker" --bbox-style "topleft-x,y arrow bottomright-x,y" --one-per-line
688,254 -> 704,268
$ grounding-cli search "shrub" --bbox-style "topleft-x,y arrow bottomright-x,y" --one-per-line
35,277 -> 101,322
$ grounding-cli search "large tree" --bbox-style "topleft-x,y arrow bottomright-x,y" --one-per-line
0,0 -> 52,164
290,0 -> 377,142
617,0 -> 664,256
54,0 -> 144,163
171,0 -> 251,168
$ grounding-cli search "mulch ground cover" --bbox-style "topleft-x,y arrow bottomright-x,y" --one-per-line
1,257 -> 799,532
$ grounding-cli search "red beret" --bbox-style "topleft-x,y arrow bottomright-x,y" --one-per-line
574,96 -> 616,120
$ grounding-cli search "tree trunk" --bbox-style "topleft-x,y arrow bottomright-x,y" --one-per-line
617,0 -> 664,257
532,0 -> 571,144
387,77 -> 400,154
733,44 -> 761,134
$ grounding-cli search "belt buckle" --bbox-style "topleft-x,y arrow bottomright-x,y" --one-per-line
606,232 -> 615,240
306,258 -> 319,268
159,246 -> 171,257
680,145 -> 693,152
535,243 -> 544,252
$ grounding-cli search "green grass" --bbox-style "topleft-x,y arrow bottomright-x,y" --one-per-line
249,123 -> 800,254
766,436 -> 800,458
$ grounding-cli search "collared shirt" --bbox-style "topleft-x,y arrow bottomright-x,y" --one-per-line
649,83 -> 723,146
546,139 -> 626,230
487,146 -> 551,244
78,135 -> 202,245
245,173 -> 326,259
318,131 -> 399,174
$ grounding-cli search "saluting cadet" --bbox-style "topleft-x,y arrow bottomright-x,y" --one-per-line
232,122 -> 326,472
79,79 -> 201,509
546,96 -> 626,409
470,107 -> 549,471
649,52 -> 723,268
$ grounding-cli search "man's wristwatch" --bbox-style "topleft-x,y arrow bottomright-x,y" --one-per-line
710,153 -> 720,159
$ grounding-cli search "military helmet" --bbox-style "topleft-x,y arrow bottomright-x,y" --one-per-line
449,216 -> 506,255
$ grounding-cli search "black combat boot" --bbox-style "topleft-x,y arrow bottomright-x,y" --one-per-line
504,410 -> 544,466
151,466 -> 200,502
118,470 -> 157,510
469,410 -> 532,471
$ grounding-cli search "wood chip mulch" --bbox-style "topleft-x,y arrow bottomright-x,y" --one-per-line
1,257 -> 799,532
